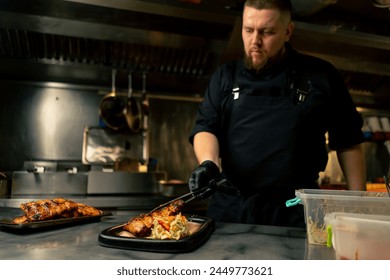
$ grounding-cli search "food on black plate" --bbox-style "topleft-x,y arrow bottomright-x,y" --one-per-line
12,197 -> 103,223
122,199 -> 191,240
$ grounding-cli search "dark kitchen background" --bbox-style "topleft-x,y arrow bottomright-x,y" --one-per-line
0,0 -> 390,198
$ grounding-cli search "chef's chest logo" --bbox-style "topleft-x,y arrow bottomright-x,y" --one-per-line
232,87 -> 240,100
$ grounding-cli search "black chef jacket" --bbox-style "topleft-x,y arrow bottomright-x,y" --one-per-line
189,44 -> 364,227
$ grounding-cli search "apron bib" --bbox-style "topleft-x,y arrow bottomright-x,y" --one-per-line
222,73 -> 304,195
209,67 -> 310,226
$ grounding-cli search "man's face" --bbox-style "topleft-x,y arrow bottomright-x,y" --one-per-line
242,6 -> 294,72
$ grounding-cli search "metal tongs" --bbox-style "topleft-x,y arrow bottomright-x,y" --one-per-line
147,178 -> 236,215
383,175 -> 390,197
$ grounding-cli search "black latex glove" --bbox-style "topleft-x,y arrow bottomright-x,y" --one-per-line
188,160 -> 220,199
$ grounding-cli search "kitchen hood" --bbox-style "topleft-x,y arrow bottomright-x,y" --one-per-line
0,0 -> 389,109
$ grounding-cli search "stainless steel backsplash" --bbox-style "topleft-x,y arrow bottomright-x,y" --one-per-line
0,80 -> 199,181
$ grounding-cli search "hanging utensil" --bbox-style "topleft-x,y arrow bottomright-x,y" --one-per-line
124,72 -> 141,132
99,69 -> 127,130
141,72 -> 149,165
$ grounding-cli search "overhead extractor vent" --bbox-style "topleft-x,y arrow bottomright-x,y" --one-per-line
0,28 -> 213,77
338,70 -> 390,110
339,70 -> 384,93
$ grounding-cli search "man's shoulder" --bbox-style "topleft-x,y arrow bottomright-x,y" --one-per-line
218,59 -> 243,72
292,50 -> 335,72
210,60 -> 244,84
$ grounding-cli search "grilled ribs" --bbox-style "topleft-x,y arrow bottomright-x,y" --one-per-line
76,203 -> 103,216
123,199 -> 184,237
12,198 -> 102,223
20,198 -> 79,221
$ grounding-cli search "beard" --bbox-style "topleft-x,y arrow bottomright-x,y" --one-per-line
244,46 -> 286,75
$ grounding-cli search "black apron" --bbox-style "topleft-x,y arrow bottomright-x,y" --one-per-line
208,64 -> 311,227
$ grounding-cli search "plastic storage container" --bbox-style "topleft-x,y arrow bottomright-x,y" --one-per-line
325,212 -> 390,260
291,189 -> 390,246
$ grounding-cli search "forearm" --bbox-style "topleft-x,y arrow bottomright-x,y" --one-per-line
193,132 -> 220,167
337,144 -> 366,191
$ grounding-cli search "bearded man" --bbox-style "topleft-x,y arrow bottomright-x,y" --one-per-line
188,0 -> 366,227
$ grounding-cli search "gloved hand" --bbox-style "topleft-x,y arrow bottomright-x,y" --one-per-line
188,160 -> 220,199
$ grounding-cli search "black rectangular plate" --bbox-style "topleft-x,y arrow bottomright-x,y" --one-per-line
98,215 -> 215,253
0,211 -> 111,234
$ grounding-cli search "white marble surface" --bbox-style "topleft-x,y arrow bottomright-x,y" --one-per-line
0,207 -> 335,260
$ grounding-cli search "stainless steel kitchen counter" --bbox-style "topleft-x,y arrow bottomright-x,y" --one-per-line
0,207 -> 335,260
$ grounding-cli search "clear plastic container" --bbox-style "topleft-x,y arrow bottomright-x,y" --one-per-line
325,212 -> 390,259
293,189 -> 390,245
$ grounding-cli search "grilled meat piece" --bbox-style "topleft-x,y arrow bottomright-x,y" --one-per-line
150,199 -> 184,218
20,198 -> 79,221
62,203 -> 103,218
123,214 -> 154,237
76,202 -> 103,216
14,198 -> 102,223
123,199 -> 184,237
12,215 -> 28,224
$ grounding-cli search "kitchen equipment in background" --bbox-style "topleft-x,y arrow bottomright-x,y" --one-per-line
87,170 -> 167,195
286,189 -> 390,246
82,126 -> 143,166
325,212 -> 390,260
384,175 -> 390,197
365,115 -> 390,141
385,140 -> 390,155
360,112 -> 390,185
99,69 -> 127,131
141,72 -> 150,168
380,117 -> 390,133
11,161 -> 88,197
124,72 -> 141,133
158,179 -> 189,197
380,117 -> 390,162
114,157 -> 139,172
0,172 -> 10,198
367,115 -> 385,141
81,126 -> 166,195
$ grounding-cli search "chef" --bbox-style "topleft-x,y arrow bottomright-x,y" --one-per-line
187,0 -> 366,227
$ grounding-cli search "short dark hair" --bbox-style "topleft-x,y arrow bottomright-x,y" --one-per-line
244,0 -> 293,15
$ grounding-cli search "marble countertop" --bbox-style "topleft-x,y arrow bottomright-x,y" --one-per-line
0,207 -> 335,260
